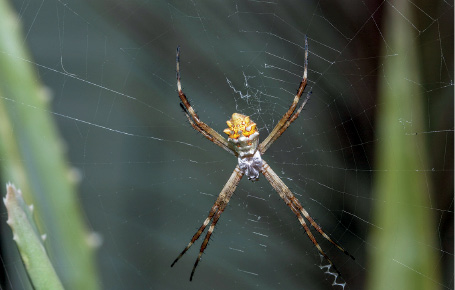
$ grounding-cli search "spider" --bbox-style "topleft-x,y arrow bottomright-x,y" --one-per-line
171,36 -> 354,281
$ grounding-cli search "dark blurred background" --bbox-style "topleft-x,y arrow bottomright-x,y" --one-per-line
0,0 -> 453,289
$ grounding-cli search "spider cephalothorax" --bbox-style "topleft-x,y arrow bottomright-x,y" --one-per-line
172,37 -> 354,282
223,113 -> 259,156
223,113 -> 257,139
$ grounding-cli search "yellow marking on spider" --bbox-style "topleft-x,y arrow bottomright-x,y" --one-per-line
223,113 -> 257,139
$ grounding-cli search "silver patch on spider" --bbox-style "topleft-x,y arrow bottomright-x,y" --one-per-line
238,151 -> 263,181
228,131 -> 260,158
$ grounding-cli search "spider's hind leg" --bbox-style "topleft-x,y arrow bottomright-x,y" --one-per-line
171,206 -> 219,268
261,160 -> 354,278
298,205 -> 355,260
171,166 -> 244,281
189,209 -> 223,281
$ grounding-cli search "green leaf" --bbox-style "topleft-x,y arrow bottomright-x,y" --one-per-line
367,1 -> 440,289
0,0 -> 100,289
4,183 -> 64,290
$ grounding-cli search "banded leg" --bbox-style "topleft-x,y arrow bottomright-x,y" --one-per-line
171,166 -> 244,281
259,35 -> 310,154
261,161 -> 354,276
176,46 -> 235,156
262,91 -> 311,152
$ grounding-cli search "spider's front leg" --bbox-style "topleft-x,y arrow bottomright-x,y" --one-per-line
171,166 -> 244,281
176,46 -> 235,156
259,35 -> 311,154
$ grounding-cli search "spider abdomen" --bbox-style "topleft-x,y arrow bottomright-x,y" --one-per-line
238,151 -> 263,181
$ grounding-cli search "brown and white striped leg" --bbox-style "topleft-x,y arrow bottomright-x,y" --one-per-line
180,103 -> 233,154
171,205 -> 218,268
261,161 -> 354,276
176,46 -> 235,156
259,36 -> 309,154
262,91 -> 311,152
189,209 -> 223,281
171,166 -> 244,281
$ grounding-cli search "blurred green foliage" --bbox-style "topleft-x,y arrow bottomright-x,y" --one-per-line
367,1 -> 440,289
0,0 -> 100,289
4,184 -> 64,290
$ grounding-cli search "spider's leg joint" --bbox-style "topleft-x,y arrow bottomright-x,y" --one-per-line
179,102 -> 188,113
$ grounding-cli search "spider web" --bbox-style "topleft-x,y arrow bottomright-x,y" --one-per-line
0,0 -> 453,289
